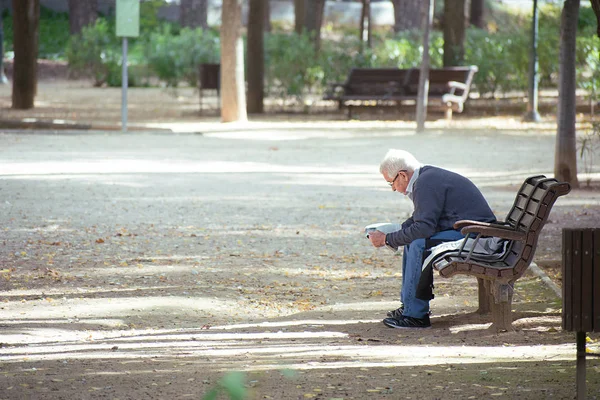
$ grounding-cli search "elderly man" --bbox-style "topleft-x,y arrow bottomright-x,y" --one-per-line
368,149 -> 496,329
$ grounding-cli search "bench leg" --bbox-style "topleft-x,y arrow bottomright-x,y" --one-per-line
489,281 -> 515,332
445,103 -> 453,120
477,278 -> 491,314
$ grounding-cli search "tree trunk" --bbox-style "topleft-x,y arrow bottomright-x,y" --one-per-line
391,0 -> 420,33
180,0 -> 208,29
443,0 -> 469,66
591,0 -> 600,38
294,0 -> 305,34
67,0 -> 97,35
304,0 -> 325,51
220,0 -> 247,122
247,0 -> 264,114
0,4 -> 8,84
470,0 -> 484,29
12,0 -> 39,110
554,0 -> 580,187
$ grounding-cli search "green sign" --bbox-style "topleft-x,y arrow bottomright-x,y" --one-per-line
116,0 -> 140,37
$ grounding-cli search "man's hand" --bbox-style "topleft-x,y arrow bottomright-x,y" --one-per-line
368,230 -> 386,248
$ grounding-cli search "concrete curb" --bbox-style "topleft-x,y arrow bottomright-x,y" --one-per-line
529,262 -> 562,299
0,119 -> 174,133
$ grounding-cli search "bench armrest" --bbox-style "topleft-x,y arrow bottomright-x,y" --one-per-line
453,220 -> 510,229
446,81 -> 467,96
460,224 -> 526,241
447,81 -> 467,90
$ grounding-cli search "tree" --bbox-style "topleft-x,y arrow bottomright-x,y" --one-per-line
67,0 -> 97,35
220,0 -> 247,122
294,0 -> 305,35
180,0 -> 208,29
470,0 -> 484,29
12,0 -> 39,110
0,3 -> 8,84
554,0 -> 580,187
247,0 -> 265,114
391,0 -> 420,33
443,0 -> 469,66
591,0 -> 600,37
304,0 -> 325,50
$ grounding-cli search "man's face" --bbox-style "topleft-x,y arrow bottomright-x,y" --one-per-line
383,170 -> 409,195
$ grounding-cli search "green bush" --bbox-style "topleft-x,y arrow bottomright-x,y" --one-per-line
39,7 -> 70,59
144,26 -> 220,87
576,35 -> 600,105
66,19 -> 122,87
264,31 -> 323,98
2,5 -> 69,59
465,29 -> 530,97
318,36 -> 372,86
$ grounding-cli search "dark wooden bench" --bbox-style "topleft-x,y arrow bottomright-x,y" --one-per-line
323,66 -> 478,119
427,175 -> 571,332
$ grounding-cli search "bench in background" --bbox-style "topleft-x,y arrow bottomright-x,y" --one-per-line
323,66 -> 478,120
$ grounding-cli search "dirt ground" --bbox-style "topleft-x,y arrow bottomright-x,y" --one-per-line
1,61 -> 600,400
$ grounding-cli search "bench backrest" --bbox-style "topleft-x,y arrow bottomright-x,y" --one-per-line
500,175 -> 571,278
344,68 -> 414,96
433,175 -> 570,281
341,66 -> 478,99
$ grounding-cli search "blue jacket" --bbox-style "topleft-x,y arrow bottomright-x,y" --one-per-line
386,165 -> 496,248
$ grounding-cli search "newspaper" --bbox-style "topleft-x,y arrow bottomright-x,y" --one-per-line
364,222 -> 402,252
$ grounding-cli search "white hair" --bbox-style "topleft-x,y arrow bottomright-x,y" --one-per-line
379,149 -> 422,177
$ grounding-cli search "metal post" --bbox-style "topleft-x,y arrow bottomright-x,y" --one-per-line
121,37 -> 128,132
576,331 -> 586,399
416,0 -> 433,132
524,0 -> 541,122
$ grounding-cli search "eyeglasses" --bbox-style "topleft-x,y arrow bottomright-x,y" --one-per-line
387,170 -> 406,188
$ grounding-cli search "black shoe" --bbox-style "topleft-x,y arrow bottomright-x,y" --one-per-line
387,306 -> 431,318
382,315 -> 431,329
386,306 -> 404,318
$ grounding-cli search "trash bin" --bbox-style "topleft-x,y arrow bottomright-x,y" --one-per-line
562,228 -> 600,399
198,63 -> 220,112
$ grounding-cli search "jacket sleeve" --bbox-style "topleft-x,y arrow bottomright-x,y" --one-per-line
386,179 -> 446,248
401,216 -> 414,230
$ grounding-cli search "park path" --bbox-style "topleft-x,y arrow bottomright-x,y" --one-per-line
1,126 -> 599,399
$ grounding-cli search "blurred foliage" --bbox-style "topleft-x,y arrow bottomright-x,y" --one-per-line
1,2 -> 599,99
202,372 -> 247,400
144,26 -> 220,87
264,31 -> 324,99
2,5 -> 70,59
66,19 -> 143,87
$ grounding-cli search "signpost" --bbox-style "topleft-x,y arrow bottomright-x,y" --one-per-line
116,0 -> 140,132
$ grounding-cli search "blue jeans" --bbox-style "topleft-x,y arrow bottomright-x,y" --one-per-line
400,230 -> 465,319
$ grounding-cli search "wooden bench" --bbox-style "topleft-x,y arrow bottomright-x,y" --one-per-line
427,175 -> 571,332
323,66 -> 478,119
